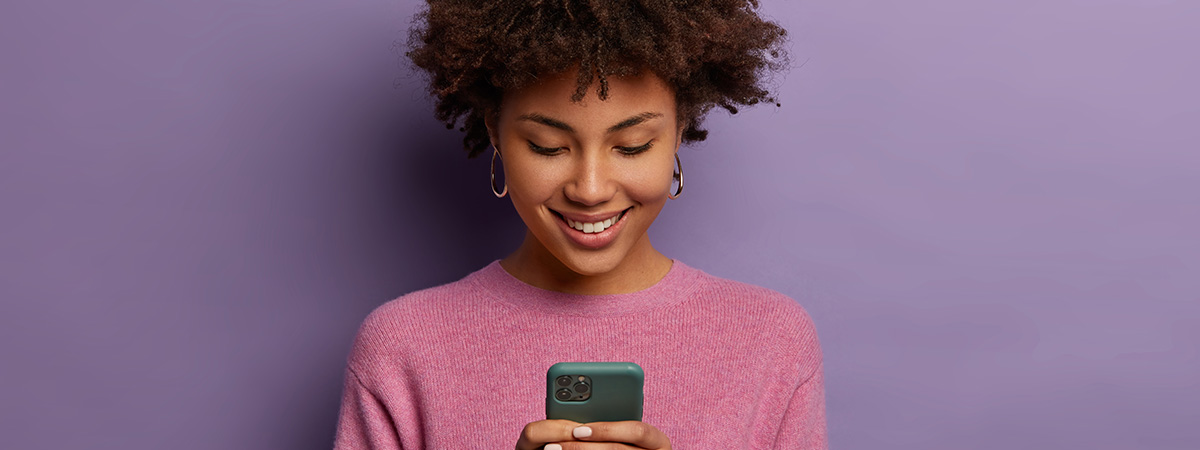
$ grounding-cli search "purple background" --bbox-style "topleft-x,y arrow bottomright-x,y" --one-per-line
2,0 -> 1197,448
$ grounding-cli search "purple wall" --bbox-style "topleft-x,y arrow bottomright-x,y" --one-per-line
2,0 -> 1196,448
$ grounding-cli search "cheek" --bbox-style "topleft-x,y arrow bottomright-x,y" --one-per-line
507,178 -> 550,210
503,158 -> 556,203
621,159 -> 676,203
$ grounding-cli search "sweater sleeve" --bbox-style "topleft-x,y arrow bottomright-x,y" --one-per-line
333,367 -> 404,450
773,361 -> 828,449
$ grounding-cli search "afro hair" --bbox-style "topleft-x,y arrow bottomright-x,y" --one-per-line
406,0 -> 789,157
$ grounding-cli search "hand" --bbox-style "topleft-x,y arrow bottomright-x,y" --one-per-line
515,419 -> 672,450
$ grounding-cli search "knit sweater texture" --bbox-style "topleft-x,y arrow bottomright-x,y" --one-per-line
333,260 -> 826,449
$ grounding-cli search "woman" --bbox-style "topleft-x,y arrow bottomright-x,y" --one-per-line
334,1 -> 825,449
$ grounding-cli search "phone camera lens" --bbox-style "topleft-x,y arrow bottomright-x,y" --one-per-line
556,376 -> 572,387
574,383 -> 590,394
555,389 -> 572,401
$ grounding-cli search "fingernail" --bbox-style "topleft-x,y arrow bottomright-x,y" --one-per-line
573,426 -> 593,438
545,445 -> 562,450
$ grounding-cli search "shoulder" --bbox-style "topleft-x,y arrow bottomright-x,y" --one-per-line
681,263 -> 823,371
687,265 -> 817,332
345,266 -> 493,370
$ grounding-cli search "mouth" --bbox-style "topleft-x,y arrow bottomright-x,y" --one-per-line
548,207 -> 632,249
550,207 -> 631,234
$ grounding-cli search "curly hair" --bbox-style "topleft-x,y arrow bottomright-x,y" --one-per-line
406,0 -> 788,158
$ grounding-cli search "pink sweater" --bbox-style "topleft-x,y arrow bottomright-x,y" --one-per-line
333,260 -> 826,449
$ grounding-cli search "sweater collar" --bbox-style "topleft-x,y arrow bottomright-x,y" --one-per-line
469,259 -> 702,316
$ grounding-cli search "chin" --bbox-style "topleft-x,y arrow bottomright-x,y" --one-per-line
555,251 -> 627,278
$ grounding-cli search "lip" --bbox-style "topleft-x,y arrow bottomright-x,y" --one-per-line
549,207 -> 631,250
554,209 -> 626,223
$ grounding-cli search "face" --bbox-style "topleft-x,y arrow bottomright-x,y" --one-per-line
487,68 -> 681,278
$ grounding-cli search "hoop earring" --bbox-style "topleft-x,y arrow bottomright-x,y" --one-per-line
668,153 -> 684,199
490,146 -> 507,198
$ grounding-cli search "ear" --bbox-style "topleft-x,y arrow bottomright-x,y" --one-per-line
675,121 -> 686,150
484,110 -> 500,150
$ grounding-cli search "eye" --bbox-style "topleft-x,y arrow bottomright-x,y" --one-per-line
527,140 -> 564,155
616,140 -> 654,155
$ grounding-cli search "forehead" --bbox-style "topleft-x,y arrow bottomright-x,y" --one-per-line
499,69 -> 677,127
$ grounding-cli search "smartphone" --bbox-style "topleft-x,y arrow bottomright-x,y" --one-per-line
546,362 -> 644,422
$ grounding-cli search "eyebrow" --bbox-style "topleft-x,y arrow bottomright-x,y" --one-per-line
516,112 -> 664,134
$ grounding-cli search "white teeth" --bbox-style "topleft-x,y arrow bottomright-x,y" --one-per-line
563,212 -> 623,234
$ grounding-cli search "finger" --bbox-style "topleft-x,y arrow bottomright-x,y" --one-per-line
571,421 -> 670,449
552,443 -> 640,450
514,420 -> 582,450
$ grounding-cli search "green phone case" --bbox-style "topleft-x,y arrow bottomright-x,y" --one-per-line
546,362 -> 644,422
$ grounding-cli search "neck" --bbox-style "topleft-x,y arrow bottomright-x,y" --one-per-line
500,231 -> 673,295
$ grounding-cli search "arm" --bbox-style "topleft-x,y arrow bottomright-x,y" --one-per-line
333,367 -> 403,450
772,361 -> 827,450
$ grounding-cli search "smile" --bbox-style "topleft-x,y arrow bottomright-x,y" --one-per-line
566,212 -> 624,234
551,208 -> 630,234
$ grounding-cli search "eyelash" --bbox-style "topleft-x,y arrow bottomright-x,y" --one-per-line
618,140 -> 655,155
527,141 -> 563,155
526,140 -> 655,156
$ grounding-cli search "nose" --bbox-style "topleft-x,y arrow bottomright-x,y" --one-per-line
563,151 -> 616,206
